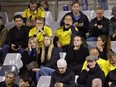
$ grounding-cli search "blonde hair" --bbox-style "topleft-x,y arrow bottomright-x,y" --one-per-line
41,35 -> 54,63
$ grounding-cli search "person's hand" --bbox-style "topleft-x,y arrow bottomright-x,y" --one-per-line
54,82 -> 63,87
32,68 -> 40,72
112,33 -> 116,38
97,25 -> 103,29
73,22 -> 78,27
96,43 -> 103,52
28,43 -> 32,51
57,41 -> 62,48
11,44 -> 21,51
108,81 -> 112,86
78,22 -> 84,27
86,64 -> 90,72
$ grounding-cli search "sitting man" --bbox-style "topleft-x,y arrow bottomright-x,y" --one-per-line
0,71 -> 19,87
50,59 -> 75,87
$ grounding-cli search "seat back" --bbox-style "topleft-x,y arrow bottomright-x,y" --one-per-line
3,53 -> 23,71
87,41 -> 97,51
14,12 -> 23,16
45,11 -> 53,26
0,65 -> 18,76
0,12 -> 9,25
37,76 -> 51,87
5,22 -> 15,30
104,10 -> 112,19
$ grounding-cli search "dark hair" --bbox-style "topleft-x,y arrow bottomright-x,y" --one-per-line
96,6 -> 104,11
13,15 -> 23,21
71,1 -> 80,7
35,16 -> 44,22
20,75 -> 30,83
29,0 -> 37,4
107,51 -> 116,59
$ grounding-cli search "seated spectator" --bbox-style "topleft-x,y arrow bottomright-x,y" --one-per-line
2,15 -> 28,58
105,51 -> 116,75
97,0 -> 108,10
29,16 -> 52,48
0,16 -> 8,64
77,55 -> 105,87
82,48 -> 107,76
22,0 -> 45,27
60,1 -> 89,39
54,14 -> 78,52
109,6 -> 116,41
19,75 -> 31,87
96,35 -> 112,60
105,68 -> 116,87
49,59 -> 75,87
40,0 -> 49,11
32,35 -> 60,81
87,6 -> 109,41
65,35 -> 89,75
0,71 -> 19,87
92,78 -> 102,87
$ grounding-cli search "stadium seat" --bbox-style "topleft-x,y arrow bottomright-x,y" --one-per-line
59,52 -> 66,59
0,65 -> 18,76
0,12 -> 9,25
104,10 -> 112,19
14,12 -> 23,16
86,41 -> 97,51
82,10 -> 96,21
45,11 -> 53,26
37,76 -> 51,87
3,53 -> 23,72
111,41 -> 116,53
57,11 -> 71,22
5,21 -> 15,30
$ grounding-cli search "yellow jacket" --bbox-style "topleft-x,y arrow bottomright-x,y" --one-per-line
22,6 -> 45,21
29,26 -> 52,47
82,58 -> 108,76
55,27 -> 78,46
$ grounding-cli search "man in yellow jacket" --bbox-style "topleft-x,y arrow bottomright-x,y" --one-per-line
29,16 -> 52,47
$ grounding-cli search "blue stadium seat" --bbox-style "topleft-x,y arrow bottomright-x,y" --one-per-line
0,12 -> 9,25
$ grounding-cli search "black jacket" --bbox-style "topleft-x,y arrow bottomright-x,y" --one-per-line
89,16 -> 109,37
77,64 -> 105,87
50,68 -> 75,87
65,45 -> 89,75
0,81 -> 19,87
60,11 -> 89,39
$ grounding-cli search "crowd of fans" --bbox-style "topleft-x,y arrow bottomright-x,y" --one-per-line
0,0 -> 116,87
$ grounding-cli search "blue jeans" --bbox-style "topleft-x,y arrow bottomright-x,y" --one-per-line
36,67 -> 55,81
82,0 -> 88,10
98,0 -> 108,10
86,37 -> 97,41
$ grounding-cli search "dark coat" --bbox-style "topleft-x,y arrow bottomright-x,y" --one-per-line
89,16 -> 109,37
65,45 -> 89,75
50,68 -> 75,87
77,64 -> 105,87
0,81 -> 19,87
60,11 -> 89,39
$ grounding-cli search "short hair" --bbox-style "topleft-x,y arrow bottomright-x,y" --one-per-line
92,78 -> 102,87
13,15 -> 23,21
5,71 -> 16,78
29,0 -> 37,4
107,51 -> 116,59
96,6 -> 104,11
35,16 -> 44,22
71,1 -> 80,7
20,75 -> 30,83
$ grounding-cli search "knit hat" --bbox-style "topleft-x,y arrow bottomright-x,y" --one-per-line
57,59 -> 67,68
111,6 -> 116,16
86,55 -> 97,61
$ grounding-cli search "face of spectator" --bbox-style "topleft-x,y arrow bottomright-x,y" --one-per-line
71,3 -> 80,14
87,60 -> 96,69
58,66 -> 67,74
44,36 -> 51,47
19,79 -> 30,87
108,55 -> 116,65
5,74 -> 15,86
29,3 -> 37,11
64,15 -> 73,25
74,36 -> 83,47
96,9 -> 104,19
14,18 -> 23,28
29,39 -> 37,49
90,49 -> 99,58
0,18 -> 3,25
35,20 -> 44,28
97,37 -> 105,46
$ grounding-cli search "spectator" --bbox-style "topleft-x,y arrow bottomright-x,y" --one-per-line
109,6 -> 116,41
65,35 -> 89,75
32,35 -> 60,81
0,16 -> 8,64
82,47 -> 107,76
92,78 -> 102,87
60,1 -> 89,39
82,0 -> 88,10
54,14 -> 78,52
40,0 -> 49,11
19,75 -> 31,87
0,71 -> 19,87
29,16 -> 52,48
97,0 -> 108,10
87,6 -> 109,41
96,35 -> 112,60
22,0 -> 45,27
77,55 -> 105,87
49,59 -> 75,87
2,15 -> 28,58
